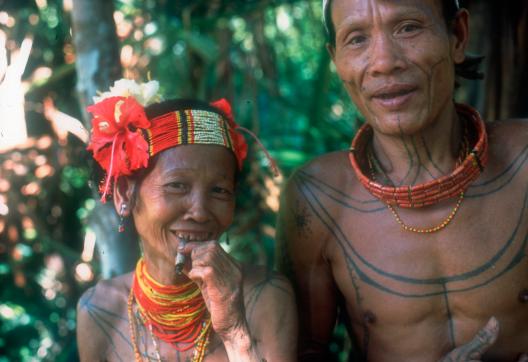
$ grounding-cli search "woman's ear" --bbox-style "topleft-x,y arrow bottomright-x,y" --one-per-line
452,8 -> 470,65
113,177 -> 137,217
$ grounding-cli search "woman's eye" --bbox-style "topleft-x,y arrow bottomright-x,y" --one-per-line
167,182 -> 187,191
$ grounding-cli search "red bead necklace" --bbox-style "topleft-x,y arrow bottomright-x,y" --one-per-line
348,104 -> 488,208
130,258 -> 211,352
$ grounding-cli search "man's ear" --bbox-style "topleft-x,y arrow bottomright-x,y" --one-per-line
113,176 -> 137,216
326,43 -> 336,62
452,8 -> 470,64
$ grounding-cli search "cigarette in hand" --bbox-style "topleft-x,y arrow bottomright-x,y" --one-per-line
175,237 -> 187,275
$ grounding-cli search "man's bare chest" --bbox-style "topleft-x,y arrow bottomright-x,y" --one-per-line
319,182 -> 528,357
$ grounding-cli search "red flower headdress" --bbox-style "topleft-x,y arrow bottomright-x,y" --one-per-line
87,96 -> 151,202
87,79 -> 276,203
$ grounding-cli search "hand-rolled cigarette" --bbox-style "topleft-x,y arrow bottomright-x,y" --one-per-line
174,238 -> 187,275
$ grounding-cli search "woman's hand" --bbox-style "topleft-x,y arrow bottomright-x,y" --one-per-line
180,241 -> 248,340
180,240 -> 297,362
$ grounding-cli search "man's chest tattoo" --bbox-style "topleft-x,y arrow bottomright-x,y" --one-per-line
293,146 -> 528,347
293,200 -> 313,237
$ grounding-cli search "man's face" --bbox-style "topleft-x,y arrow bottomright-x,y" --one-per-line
329,0 -> 466,136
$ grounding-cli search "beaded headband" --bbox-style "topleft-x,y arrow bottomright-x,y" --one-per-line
86,79 -> 251,203
322,0 -> 461,36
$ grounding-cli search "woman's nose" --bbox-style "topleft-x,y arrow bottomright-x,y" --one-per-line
368,33 -> 406,77
183,191 -> 210,223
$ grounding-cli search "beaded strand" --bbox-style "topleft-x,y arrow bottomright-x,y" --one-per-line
386,192 -> 464,233
128,258 -> 212,361
349,104 -> 488,208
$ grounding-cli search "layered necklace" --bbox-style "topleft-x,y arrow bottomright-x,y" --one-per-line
349,104 -> 488,232
128,258 -> 211,361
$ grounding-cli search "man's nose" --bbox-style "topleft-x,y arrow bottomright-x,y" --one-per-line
367,33 -> 406,77
183,191 -> 210,223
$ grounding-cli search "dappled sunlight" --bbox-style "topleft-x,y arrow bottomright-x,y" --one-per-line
0,0 -> 364,360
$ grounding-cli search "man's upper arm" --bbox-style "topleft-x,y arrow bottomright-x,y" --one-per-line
276,169 -> 338,359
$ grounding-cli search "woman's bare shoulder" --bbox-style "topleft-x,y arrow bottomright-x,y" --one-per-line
78,272 -> 133,313
76,272 -> 134,361
241,265 -> 297,358
241,265 -> 295,315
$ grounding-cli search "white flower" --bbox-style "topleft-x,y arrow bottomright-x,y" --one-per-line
93,79 -> 161,106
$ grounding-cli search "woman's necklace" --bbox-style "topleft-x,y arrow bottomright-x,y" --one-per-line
127,258 -> 212,361
128,288 -> 162,362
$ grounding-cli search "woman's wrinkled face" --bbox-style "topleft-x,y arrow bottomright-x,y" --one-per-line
330,0 -> 466,136
132,144 -> 236,261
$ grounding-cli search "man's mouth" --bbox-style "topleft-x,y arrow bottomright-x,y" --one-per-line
371,85 -> 417,109
375,88 -> 415,99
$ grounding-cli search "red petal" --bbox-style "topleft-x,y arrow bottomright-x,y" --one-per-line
124,130 -> 150,172
120,97 -> 151,129
91,134 -> 126,177
230,130 -> 248,169
87,97 -> 125,136
210,99 -> 234,126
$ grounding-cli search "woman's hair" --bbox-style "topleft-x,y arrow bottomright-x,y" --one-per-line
144,98 -> 229,120
323,0 -> 484,81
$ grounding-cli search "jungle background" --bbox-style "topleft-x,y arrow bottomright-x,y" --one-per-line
0,0 -> 527,360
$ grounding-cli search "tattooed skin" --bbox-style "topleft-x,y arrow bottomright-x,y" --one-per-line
277,121 -> 528,361
76,267 -> 296,361
294,201 -> 313,237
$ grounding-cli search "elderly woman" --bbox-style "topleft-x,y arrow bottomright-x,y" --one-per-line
76,80 -> 297,361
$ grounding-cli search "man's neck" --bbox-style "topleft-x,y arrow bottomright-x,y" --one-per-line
369,104 -> 462,187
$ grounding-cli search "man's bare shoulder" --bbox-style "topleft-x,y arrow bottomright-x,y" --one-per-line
486,118 -> 528,175
487,118 -> 528,150
283,150 -> 357,197
299,150 -> 352,176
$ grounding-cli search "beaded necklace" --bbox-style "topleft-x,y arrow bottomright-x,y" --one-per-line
128,258 -> 212,361
348,103 -> 488,208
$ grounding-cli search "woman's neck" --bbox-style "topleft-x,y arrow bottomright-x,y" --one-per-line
142,254 -> 190,285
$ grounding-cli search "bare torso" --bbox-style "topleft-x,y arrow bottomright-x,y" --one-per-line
279,120 -> 528,361
77,265 -> 295,361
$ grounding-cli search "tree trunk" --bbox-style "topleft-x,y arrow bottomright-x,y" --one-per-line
466,0 -> 528,120
71,0 -> 139,278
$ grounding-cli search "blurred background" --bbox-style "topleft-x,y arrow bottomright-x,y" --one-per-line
0,0 -> 526,360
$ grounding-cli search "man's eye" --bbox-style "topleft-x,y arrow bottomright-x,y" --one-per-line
349,35 -> 367,45
212,186 -> 233,196
400,23 -> 420,33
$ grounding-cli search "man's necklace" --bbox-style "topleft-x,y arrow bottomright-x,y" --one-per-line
348,103 -> 488,209
367,150 -> 465,233
351,104 -> 488,233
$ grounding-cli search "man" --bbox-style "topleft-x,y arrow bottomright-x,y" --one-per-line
276,0 -> 528,360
